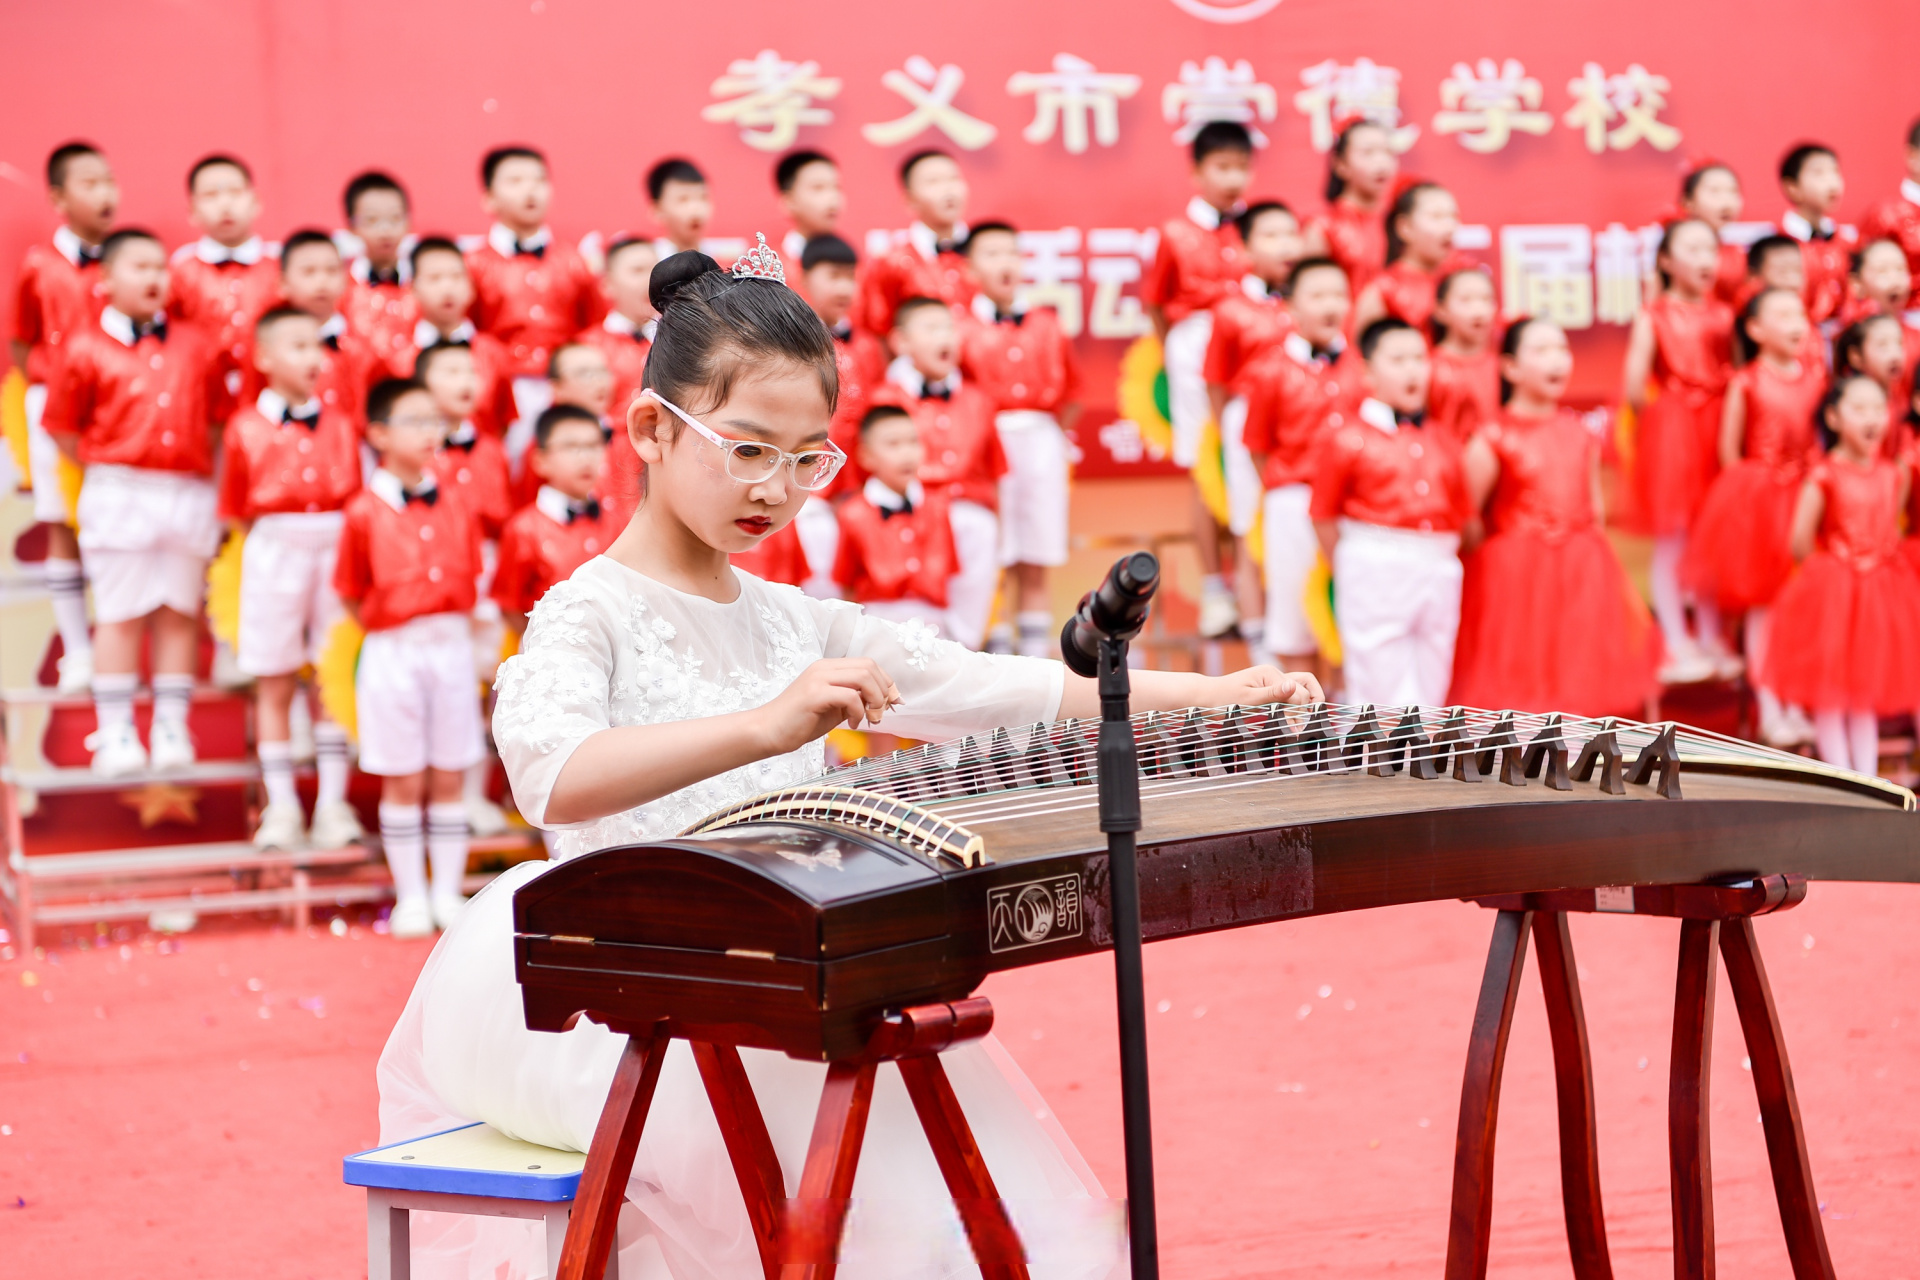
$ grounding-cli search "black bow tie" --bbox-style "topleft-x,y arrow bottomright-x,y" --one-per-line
282,405 -> 320,430
994,310 -> 1024,326
565,498 -> 602,524
1394,409 -> 1427,428
365,264 -> 402,287
922,382 -> 953,402
935,239 -> 962,256
405,485 -> 438,507
879,497 -> 915,519
73,242 -> 103,266
1809,226 -> 1833,242
445,431 -> 476,453
133,318 -> 167,343
513,240 -> 546,259
1310,344 -> 1338,366
832,323 -> 854,344
322,332 -> 340,351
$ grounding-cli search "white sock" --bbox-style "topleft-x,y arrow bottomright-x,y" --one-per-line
258,740 -> 299,810
151,673 -> 194,727
1813,710 -> 1850,770
426,802 -> 469,899
462,758 -> 492,803
1848,710 -> 1880,777
44,558 -> 92,659
91,672 -> 137,731
1201,573 -> 1230,597
379,803 -> 427,904
1015,610 -> 1054,659
314,723 -> 350,807
1239,616 -> 1267,657
1649,536 -> 1693,655
1694,598 -> 1726,656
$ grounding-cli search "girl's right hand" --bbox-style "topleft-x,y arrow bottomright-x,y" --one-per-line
759,658 -> 901,754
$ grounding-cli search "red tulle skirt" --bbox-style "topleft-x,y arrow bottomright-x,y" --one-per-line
1632,390 -> 1722,535
1765,551 -> 1920,712
1451,526 -> 1663,717
1681,460 -> 1802,612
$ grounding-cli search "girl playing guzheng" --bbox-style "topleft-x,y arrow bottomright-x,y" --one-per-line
376,243 -> 1322,1279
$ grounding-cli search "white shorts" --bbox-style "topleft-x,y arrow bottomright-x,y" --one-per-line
995,410 -> 1070,568
945,498 -> 1001,651
76,465 -> 221,624
25,385 -> 73,525
1262,485 -> 1320,656
792,497 -> 842,598
1332,520 -> 1463,711
505,377 -> 555,474
237,513 -> 345,676
1163,312 -> 1214,468
860,598 -> 951,638
1219,396 -> 1262,538
355,613 -> 486,776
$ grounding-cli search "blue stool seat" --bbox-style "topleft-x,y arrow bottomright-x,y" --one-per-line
345,1124 -> 618,1279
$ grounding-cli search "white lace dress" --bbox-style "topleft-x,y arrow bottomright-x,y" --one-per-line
376,557 -> 1123,1280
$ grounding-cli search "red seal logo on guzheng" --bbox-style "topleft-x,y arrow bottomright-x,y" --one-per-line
1167,0 -> 1283,22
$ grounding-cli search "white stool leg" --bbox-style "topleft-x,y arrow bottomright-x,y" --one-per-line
367,1190 -> 409,1280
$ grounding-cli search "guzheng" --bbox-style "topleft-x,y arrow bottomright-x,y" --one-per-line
515,705 -> 1919,1280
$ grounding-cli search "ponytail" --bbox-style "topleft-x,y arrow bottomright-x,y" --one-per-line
1384,182 -> 1441,268
1324,120 -> 1385,204
1495,316 -> 1543,406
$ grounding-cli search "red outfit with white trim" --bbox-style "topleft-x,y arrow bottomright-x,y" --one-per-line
834,481 -> 956,609
1632,294 -> 1734,535
822,324 -> 892,495
1862,183 -> 1920,309
334,475 -> 482,632
573,314 -> 653,515
344,263 -> 419,372
896,378 -> 1006,511
1778,213 -> 1851,327
1142,203 -> 1246,328
466,231 -> 606,376
1427,348 -> 1500,445
13,232 -> 103,384
1241,337 -> 1367,489
237,317 -> 383,429
433,424 -> 514,541
850,226 -> 975,337
1371,256 -> 1472,334
168,241 -> 281,366
493,489 -> 622,617
1313,200 -> 1388,294
391,323 -> 519,440
219,396 -> 360,520
960,301 -> 1078,565
1203,286 -> 1293,396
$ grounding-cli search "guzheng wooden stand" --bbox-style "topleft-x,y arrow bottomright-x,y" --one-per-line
554,997 -> 1030,1280
1446,873 -> 1834,1280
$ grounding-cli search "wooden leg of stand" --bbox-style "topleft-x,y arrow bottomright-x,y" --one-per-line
1445,908 -> 1533,1280
557,1026 -> 670,1280
782,1061 -> 878,1280
1670,919 -> 1719,1280
1719,918 -> 1836,1280
1531,912 -> 1614,1280
693,1042 -> 787,1280
897,1055 -> 1031,1280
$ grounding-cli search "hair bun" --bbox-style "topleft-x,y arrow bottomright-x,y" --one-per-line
649,250 -> 723,315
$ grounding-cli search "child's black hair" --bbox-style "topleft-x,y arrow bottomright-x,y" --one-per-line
1734,287 -> 1800,365
546,342 -> 595,380
412,340 -> 471,382
46,141 -> 102,189
255,305 -> 317,341
1235,199 -> 1294,243
642,251 -> 838,417
1816,373 -> 1885,452
481,146 -> 546,189
860,402 -> 912,435
961,222 -> 1017,254
1746,233 -> 1801,276
1834,313 -> 1901,377
1779,143 -> 1836,186
1850,236 -> 1906,277
646,157 -> 706,202
344,170 -> 408,221
98,227 -> 160,267
1680,162 -> 1738,204
1279,256 -> 1345,302
1495,315 -> 1551,406
535,403 -> 603,450
1358,315 -> 1419,361
366,377 -> 429,426
188,153 -> 252,192
1192,120 -> 1253,165
1325,119 -> 1387,203
899,149 -> 952,188
279,229 -> 340,273
604,236 -> 655,272
1430,267 -> 1490,346
774,150 -> 835,192
1384,181 -> 1445,267
890,295 -> 948,329
800,234 -> 858,272
408,235 -> 466,277
1654,218 -> 1712,291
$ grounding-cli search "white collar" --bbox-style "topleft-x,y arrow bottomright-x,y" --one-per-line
1284,331 -> 1342,367
414,318 -> 476,348
1903,179 -> 1920,208
535,484 -> 584,524
782,229 -> 807,263
863,476 -> 925,511
369,467 -> 435,513
488,223 -> 552,257
602,310 -> 657,340
316,312 -> 347,341
1779,210 -> 1835,242
195,235 -> 264,266
1358,398 -> 1399,433
256,388 -> 320,422
885,356 -> 960,399
99,307 -> 160,347
350,249 -> 413,285
908,220 -> 967,263
446,419 -> 477,446
1241,274 -> 1272,300
650,235 -> 686,261
970,292 -> 1025,324
1186,196 -> 1225,232
53,225 -> 97,268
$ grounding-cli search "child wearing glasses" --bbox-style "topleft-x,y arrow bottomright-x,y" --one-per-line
492,404 -> 621,637
333,377 -> 485,938
375,243 -> 1322,1277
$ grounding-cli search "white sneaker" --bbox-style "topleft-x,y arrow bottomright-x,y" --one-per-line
1658,652 -> 1717,685
87,721 -> 148,777
389,895 -> 436,939
56,649 -> 93,695
431,892 -> 468,932
465,794 -> 509,839
148,719 -> 197,772
252,802 -> 306,851
1782,705 -> 1818,746
210,640 -> 250,690
1198,587 -> 1240,639
1704,650 -> 1746,681
307,800 -> 366,850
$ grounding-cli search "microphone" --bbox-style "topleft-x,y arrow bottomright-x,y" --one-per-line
1060,552 -> 1160,677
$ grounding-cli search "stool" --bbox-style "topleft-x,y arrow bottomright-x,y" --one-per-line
344,1122 -> 621,1280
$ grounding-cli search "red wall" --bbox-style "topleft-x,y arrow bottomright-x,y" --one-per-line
5,0 -> 1917,472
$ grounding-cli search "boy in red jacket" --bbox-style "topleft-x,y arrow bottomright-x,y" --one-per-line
393,237 -> 517,437
169,154 -> 280,364
852,150 -> 977,337
220,307 -> 364,850
13,141 -> 116,691
834,403 -> 958,636
237,230 -> 381,429
341,170 -> 417,366
334,378 -> 485,938
573,237 -> 657,515
645,158 -> 714,259
775,150 -> 844,268
42,230 -> 226,777
1777,143 -> 1851,328
493,405 -> 623,635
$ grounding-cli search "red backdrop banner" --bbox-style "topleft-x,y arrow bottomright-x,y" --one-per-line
5,0 -> 1917,474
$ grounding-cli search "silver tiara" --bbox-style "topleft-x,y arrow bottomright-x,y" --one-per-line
731,232 -> 785,284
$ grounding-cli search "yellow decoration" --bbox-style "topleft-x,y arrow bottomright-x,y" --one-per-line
2,368 -> 28,480
205,533 -> 245,648
316,616 -> 366,740
500,627 -> 521,663
56,454 -> 82,522
1116,333 -> 1228,526
1303,552 -> 1342,665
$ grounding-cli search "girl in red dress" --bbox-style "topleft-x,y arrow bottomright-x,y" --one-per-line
1427,268 -> 1500,444
1680,163 -> 1749,307
1621,218 -> 1737,681
1845,239 -> 1920,415
1352,182 -> 1463,336
1301,120 -> 1397,294
1453,318 -> 1660,715
1766,374 -> 1920,774
1835,312 -> 1912,458
1681,288 -> 1824,744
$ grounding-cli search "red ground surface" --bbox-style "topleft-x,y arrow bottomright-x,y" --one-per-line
3,884 -> 1917,1278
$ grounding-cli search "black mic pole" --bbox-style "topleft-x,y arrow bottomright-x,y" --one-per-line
1062,553 -> 1160,1280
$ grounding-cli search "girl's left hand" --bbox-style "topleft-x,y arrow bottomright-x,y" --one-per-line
1197,666 -> 1324,708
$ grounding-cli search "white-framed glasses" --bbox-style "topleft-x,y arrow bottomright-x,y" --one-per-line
643,389 -> 846,492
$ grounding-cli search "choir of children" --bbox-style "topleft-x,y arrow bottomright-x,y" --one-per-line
16,108 -> 1920,880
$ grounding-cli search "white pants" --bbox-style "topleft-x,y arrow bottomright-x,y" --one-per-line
945,498 -> 1000,650
1332,520 -> 1463,710
238,513 -> 346,676
1262,485 -> 1320,656
995,410 -> 1070,568
355,613 -> 485,776
24,384 -> 71,525
1219,395 -> 1262,537
1163,312 -> 1213,468
76,465 -> 221,624
792,497 -> 842,598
